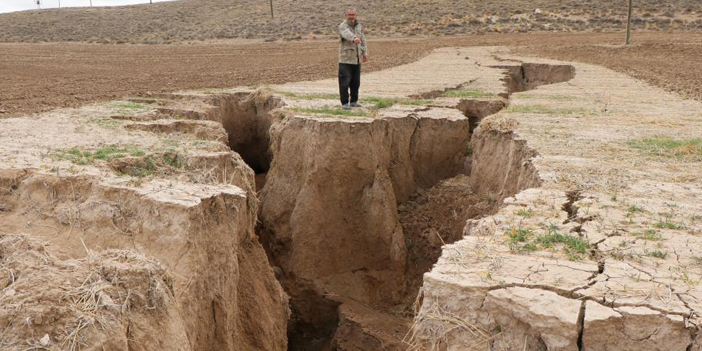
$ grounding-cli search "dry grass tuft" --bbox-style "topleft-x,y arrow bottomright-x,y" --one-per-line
479,114 -> 519,133
405,294 -> 496,351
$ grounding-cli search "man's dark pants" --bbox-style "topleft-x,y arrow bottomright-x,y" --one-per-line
339,63 -> 361,105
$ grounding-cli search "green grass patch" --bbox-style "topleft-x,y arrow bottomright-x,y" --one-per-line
506,228 -> 537,253
280,92 -> 434,109
514,94 -> 575,101
118,156 -> 157,177
116,103 -> 149,109
290,107 -> 370,117
626,136 -> 702,159
536,230 -> 591,258
361,97 -> 396,109
465,144 -> 473,157
508,228 -> 533,243
279,92 -> 339,100
53,145 -> 145,165
627,205 -> 645,214
645,250 -> 668,259
162,152 -> 182,169
634,229 -> 663,241
506,104 -> 587,115
88,117 -> 124,130
516,208 -> 534,218
655,218 -> 686,230
444,89 -> 495,99
127,96 -> 162,102
399,99 -> 434,106
506,225 -> 591,260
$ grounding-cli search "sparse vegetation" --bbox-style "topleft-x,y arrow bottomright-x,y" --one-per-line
516,208 -> 534,218
514,94 -> 575,101
289,107 -> 370,117
506,104 -> 587,115
464,144 -> 473,157
279,92 -> 339,100
280,94 -> 433,109
536,229 -> 591,260
116,103 -> 150,109
2,0 -> 702,45
444,89 -> 495,99
127,96 -> 162,102
52,145 -> 145,165
399,99 -> 434,106
162,152 -> 183,169
633,229 -> 663,241
645,250 -> 668,259
505,225 -> 591,260
362,97 -> 396,109
88,117 -> 124,130
655,217 -> 686,230
627,205 -> 645,214
627,136 -> 702,160
119,156 -> 157,177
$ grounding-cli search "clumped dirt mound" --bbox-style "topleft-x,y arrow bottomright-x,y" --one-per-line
0,234 -> 191,351
399,175 -> 498,300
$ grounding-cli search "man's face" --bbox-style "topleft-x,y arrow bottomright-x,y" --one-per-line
346,10 -> 357,23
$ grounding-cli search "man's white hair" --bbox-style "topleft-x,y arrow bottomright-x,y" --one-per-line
345,7 -> 357,15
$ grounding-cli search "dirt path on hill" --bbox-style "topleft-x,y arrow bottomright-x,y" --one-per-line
1,32 -> 702,117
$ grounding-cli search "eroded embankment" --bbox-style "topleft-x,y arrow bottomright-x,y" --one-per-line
0,90 -> 294,350
0,168 -> 289,351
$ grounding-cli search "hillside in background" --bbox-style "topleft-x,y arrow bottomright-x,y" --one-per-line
0,0 -> 701,44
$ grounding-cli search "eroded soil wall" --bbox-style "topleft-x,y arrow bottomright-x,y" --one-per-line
0,167 -> 289,351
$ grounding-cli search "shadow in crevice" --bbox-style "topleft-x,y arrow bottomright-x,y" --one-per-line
206,90 -> 285,174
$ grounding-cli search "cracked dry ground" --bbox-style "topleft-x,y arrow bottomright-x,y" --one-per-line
0,46 -> 701,351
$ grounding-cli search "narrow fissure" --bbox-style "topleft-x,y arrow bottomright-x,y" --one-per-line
206,90 -> 285,176
576,301 -> 586,351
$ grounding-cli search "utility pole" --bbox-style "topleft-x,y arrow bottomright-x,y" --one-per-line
269,0 -> 274,19
625,0 -> 633,44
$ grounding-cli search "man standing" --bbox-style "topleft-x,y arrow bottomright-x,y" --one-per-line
338,7 -> 368,109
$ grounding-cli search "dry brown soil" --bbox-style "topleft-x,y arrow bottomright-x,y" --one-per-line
2,32 -> 702,119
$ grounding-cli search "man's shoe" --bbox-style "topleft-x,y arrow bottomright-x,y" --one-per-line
350,102 -> 362,108
341,104 -> 352,110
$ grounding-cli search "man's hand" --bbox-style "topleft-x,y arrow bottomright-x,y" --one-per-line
362,55 -> 369,63
353,38 -> 361,44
